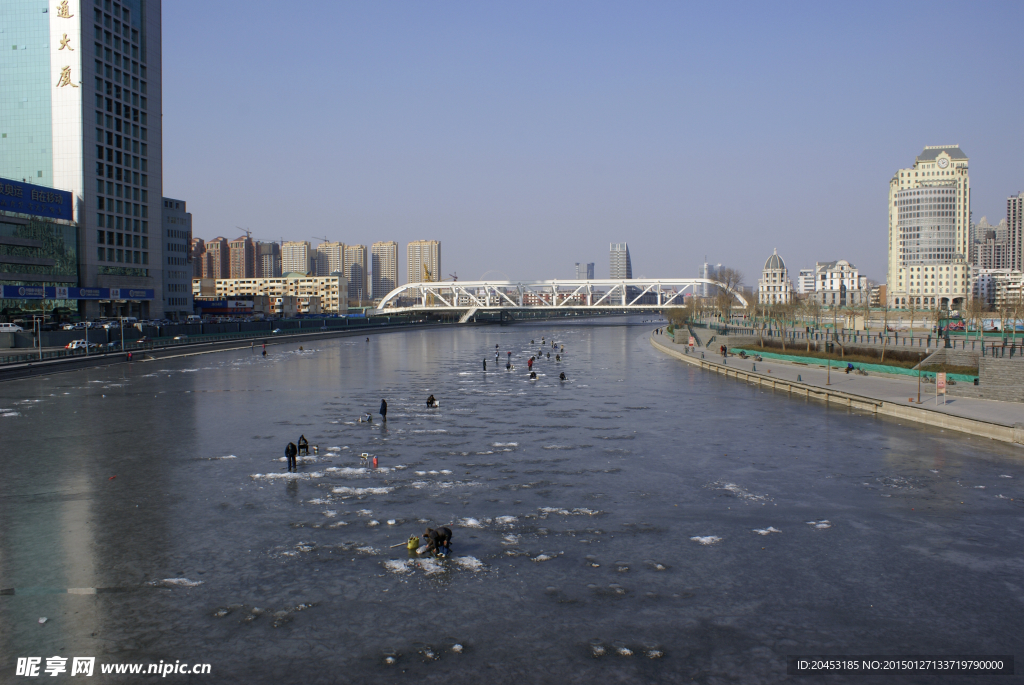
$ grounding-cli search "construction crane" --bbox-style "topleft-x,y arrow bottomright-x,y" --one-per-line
312,236 -> 331,244
449,272 -> 458,282
235,226 -> 252,239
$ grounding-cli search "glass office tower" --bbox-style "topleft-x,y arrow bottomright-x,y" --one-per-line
0,0 -> 163,318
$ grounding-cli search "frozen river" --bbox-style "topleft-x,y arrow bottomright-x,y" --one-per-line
2,318 -> 1023,683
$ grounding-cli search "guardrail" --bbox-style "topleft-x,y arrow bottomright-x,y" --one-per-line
0,317 -> 426,366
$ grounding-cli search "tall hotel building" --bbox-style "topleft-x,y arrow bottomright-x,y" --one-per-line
888,145 -> 970,310
281,240 -> 312,275
407,240 -> 440,284
609,243 -> 632,279
344,244 -> 368,303
0,0 -> 164,318
371,240 -> 398,299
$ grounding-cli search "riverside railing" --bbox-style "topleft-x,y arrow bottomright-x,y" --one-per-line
0,316 -> 428,366
687,322 -> 1022,359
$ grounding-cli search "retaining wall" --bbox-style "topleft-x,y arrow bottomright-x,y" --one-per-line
650,334 -> 1023,447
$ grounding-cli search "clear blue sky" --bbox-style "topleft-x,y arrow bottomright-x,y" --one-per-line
163,0 -> 1023,285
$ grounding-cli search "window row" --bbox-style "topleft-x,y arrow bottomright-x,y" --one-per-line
96,165 -> 148,187
97,230 -> 148,248
95,92 -> 147,115
96,215 -> 148,233
97,180 -> 144,201
97,247 -> 148,265
97,196 -> 147,213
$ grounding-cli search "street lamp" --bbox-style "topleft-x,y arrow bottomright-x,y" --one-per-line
921,352 -> 929,401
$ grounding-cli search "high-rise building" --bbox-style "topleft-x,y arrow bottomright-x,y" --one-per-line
161,196 -> 191,319
888,145 -> 971,310
372,241 -> 398,299
1009,192 -> 1023,272
609,243 -> 632,279
574,262 -> 594,280
407,240 -> 441,284
256,241 -> 281,278
970,217 -> 1010,270
757,249 -> 793,304
699,259 -> 723,297
316,241 -> 345,276
281,240 -> 312,275
344,244 -> 368,303
204,237 -> 229,279
795,268 -> 815,294
190,237 -> 205,279
0,0 -> 164,318
228,235 -> 255,279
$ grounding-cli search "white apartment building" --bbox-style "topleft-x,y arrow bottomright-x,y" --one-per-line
970,268 -> 1024,309
808,259 -> 869,306
371,241 -> 398,299
795,268 -> 815,295
407,240 -> 441,283
281,240 -> 312,275
0,0 -> 165,318
315,241 -> 344,277
757,249 -> 793,304
161,196 -> 191,319
344,244 -> 368,303
888,145 -> 971,310
196,274 -> 348,314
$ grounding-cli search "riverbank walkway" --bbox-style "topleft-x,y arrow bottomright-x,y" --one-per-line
650,330 -> 1023,445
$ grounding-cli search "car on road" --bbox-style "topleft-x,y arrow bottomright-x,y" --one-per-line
65,339 -> 99,351
173,334 -> 188,340
0,323 -> 24,333
272,328 -> 282,334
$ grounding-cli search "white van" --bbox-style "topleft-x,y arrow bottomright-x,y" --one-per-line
0,323 -> 24,333
187,315 -> 202,323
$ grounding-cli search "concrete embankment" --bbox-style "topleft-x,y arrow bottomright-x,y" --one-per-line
650,333 -> 1024,447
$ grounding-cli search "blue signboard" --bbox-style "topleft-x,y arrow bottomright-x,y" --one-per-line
0,286 -> 154,300
0,178 -> 74,222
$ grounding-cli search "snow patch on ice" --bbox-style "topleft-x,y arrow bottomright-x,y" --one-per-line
383,559 -> 412,574
332,486 -> 393,495
457,517 -> 484,528
151,578 -> 203,588
494,516 -> 518,525
753,527 -> 781,535
806,520 -> 831,529
453,556 -> 484,572
690,536 -> 722,545
250,472 -> 323,480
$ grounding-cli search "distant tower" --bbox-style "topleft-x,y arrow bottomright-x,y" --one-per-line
609,243 -> 632,279
372,241 -> 399,299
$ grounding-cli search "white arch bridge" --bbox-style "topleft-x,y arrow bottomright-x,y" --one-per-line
374,279 -> 747,320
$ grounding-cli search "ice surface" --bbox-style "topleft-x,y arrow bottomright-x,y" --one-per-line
250,472 -> 324,480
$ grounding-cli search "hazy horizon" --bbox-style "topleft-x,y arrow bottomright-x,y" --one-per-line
164,1 -> 1023,287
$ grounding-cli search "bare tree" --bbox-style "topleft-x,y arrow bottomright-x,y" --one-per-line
906,300 -> 918,338
712,267 -> 744,323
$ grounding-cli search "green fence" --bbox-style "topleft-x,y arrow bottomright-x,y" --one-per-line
728,348 -> 978,383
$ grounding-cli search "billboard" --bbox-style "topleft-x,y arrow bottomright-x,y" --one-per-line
0,286 -> 153,300
0,178 -> 74,222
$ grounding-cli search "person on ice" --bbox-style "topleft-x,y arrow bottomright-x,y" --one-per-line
559,372 -> 567,381
426,394 -> 437,408
423,527 -> 453,556
483,359 -> 487,371
379,398 -> 388,422
529,371 -> 537,379
297,435 -> 309,456
528,357 -> 534,371
285,442 -> 298,471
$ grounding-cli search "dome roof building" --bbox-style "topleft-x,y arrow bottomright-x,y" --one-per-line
758,249 -> 793,305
